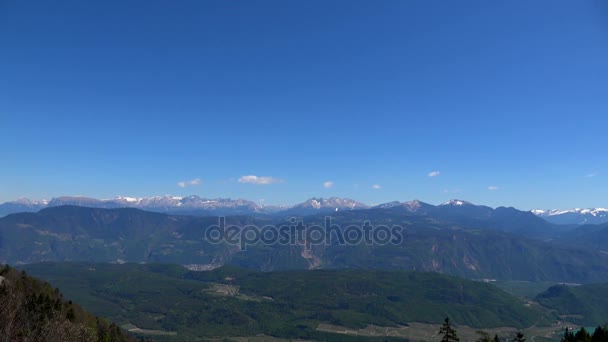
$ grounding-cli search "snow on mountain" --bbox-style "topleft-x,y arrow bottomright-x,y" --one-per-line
402,200 -> 426,211
12,198 -> 46,205
532,208 -> 608,224
113,196 -> 143,204
0,195 -> 264,216
47,196 -> 109,207
0,198 -> 49,217
4,194 -> 608,226
373,200 -> 431,212
280,197 -> 369,215
293,197 -> 369,210
441,199 -> 473,207
373,201 -> 402,209
531,209 -> 548,215
534,208 -> 608,217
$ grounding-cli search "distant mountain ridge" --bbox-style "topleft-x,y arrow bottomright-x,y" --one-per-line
0,198 -> 49,217
0,195 -> 369,217
1,204 -> 605,283
532,208 -> 608,224
3,195 -> 608,228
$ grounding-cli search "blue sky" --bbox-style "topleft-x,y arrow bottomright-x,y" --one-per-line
1,0 -> 607,209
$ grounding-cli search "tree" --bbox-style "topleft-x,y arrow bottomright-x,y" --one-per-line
439,317 -> 459,342
562,327 -> 576,342
494,334 -> 501,342
591,326 -> 608,342
513,332 -> 525,342
575,327 -> 592,342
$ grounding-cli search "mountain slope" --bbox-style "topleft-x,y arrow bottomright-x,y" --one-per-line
371,200 -> 566,239
0,264 -> 134,341
536,282 -> 608,326
2,206 -> 608,283
553,223 -> 608,252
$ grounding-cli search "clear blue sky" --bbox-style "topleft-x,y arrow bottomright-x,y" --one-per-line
1,0 -> 607,209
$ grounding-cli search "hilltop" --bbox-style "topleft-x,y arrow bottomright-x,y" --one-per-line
0,264 -> 134,341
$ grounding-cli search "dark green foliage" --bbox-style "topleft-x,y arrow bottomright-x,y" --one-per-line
513,331 -> 526,342
536,284 -> 608,325
592,326 -> 608,342
0,264 -> 134,342
560,326 -> 608,342
22,262 -> 552,340
439,317 -> 459,342
574,328 -> 592,342
563,328 -> 576,342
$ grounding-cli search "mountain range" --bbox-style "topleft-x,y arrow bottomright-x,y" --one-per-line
3,195 -> 607,226
0,196 -> 367,217
532,208 -> 608,224
1,204 -> 607,282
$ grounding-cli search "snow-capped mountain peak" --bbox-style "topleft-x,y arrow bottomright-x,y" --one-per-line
533,208 -> 608,217
13,198 -> 49,206
374,201 -> 402,209
285,197 -> 369,214
532,207 -> 608,224
372,199 -> 431,212
441,199 -> 473,207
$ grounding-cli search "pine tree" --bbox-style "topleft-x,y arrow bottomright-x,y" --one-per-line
575,327 -> 592,342
494,334 -> 501,342
562,327 -> 576,342
513,332 -> 526,342
439,317 -> 459,342
591,326 -> 608,342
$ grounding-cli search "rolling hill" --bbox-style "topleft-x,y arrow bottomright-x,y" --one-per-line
21,262 -> 553,340
536,282 -> 608,326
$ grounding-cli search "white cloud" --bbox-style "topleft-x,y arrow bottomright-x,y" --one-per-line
177,178 -> 202,188
323,181 -> 334,188
238,175 -> 283,185
585,171 -> 599,178
488,185 -> 500,191
428,171 -> 441,177
371,184 -> 381,189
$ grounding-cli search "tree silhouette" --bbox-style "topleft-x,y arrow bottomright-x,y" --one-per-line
562,327 -> 576,342
513,332 -> 526,342
591,326 -> 608,342
439,317 -> 459,342
575,327 -> 592,342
